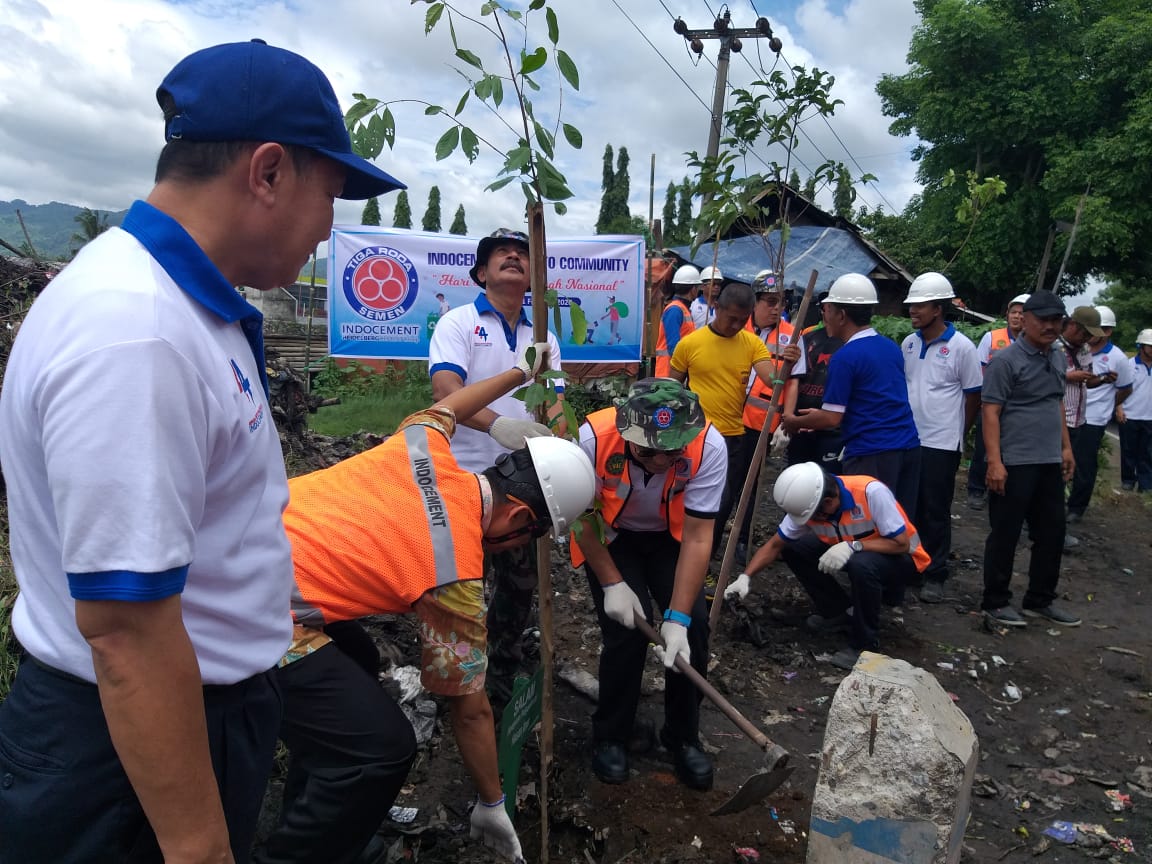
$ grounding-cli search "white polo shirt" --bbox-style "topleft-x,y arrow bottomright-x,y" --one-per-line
429,294 -> 564,472
690,296 -> 716,330
1085,342 -> 1134,426
779,477 -> 906,541
0,202 -> 293,684
578,423 -> 727,532
1126,355 -> 1152,421
901,323 -> 982,451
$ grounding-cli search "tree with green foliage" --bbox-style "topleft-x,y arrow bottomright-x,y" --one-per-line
789,169 -> 802,192
393,191 -> 412,229
832,167 -> 855,220
449,204 -> 467,235
674,178 -> 693,245
70,207 -> 109,252
422,186 -> 442,232
876,0 -> 1152,308
596,145 -> 634,234
661,181 -> 678,244
361,197 -> 381,226
595,144 -> 615,233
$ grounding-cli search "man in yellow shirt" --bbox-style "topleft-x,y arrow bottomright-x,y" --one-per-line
669,282 -> 792,553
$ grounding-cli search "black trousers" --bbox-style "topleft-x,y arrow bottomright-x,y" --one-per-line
1067,423 -> 1106,514
1120,418 -> 1152,490
841,446 -> 920,518
787,428 -> 844,473
982,463 -> 1066,611
255,639 -> 417,864
915,446 -> 962,583
781,533 -> 914,651
584,529 -> 710,747
712,433 -> 745,555
966,415 -> 987,495
484,541 -> 538,718
736,426 -> 767,546
0,654 -> 280,864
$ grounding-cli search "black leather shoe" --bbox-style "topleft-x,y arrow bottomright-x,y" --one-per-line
660,729 -> 714,791
592,741 -> 629,784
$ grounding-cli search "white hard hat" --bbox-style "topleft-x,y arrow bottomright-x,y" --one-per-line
525,437 -> 596,538
772,462 -> 828,523
700,265 -> 723,282
904,271 -> 955,303
823,273 -> 877,305
1009,293 -> 1030,307
1136,329 -> 1152,347
672,265 -> 702,286
752,269 -> 777,291
1095,305 -> 1116,328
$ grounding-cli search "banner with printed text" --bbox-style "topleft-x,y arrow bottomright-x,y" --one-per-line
328,227 -> 644,361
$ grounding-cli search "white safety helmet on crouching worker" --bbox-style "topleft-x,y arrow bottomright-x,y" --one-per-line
672,264 -> 703,285
700,265 -> 723,282
822,273 -> 878,305
1136,329 -> 1152,347
1095,305 -> 1117,328
773,461 -> 829,523
525,437 -> 596,537
904,271 -> 955,303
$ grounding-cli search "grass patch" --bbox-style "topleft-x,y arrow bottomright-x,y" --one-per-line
307,393 -> 427,437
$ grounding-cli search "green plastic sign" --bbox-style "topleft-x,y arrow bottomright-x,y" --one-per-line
496,668 -> 544,819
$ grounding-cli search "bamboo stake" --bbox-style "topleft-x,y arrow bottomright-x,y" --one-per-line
708,269 -> 818,630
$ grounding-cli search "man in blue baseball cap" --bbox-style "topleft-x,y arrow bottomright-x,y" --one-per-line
0,40 -> 404,863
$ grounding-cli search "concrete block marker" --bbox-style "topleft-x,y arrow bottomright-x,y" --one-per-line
807,652 -> 978,864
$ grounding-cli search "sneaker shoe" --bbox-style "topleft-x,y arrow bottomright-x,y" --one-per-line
703,572 -> 718,603
1066,511 -> 1083,524
1121,483 -> 1136,492
806,611 -> 853,633
967,492 -> 986,511
918,581 -> 946,604
984,606 -> 1027,627
659,728 -> 713,791
591,741 -> 629,784
1022,605 -> 1081,627
1064,533 -> 1080,550
827,647 -> 862,671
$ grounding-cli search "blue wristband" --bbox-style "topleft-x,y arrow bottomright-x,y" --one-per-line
663,609 -> 691,627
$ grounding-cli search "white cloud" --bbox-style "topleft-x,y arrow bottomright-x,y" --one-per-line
0,0 -> 923,234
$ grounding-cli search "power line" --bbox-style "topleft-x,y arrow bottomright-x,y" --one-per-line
608,0 -> 713,116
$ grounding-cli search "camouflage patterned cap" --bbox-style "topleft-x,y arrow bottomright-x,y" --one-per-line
615,377 -> 706,450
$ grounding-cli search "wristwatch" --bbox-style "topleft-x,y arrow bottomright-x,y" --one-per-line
850,540 -> 864,552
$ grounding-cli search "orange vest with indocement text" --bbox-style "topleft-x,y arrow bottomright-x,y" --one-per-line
806,475 -> 931,573
988,327 -> 1013,358
742,320 -> 796,433
655,298 -> 695,378
570,407 -> 711,567
286,424 -> 484,627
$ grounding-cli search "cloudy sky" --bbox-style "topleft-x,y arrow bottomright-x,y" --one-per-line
1,0 -> 927,240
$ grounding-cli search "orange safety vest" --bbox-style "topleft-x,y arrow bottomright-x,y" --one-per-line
988,327 -> 1013,358
571,407 -> 712,567
655,298 -> 694,378
806,475 -> 931,573
286,424 -> 484,627
741,319 -> 796,433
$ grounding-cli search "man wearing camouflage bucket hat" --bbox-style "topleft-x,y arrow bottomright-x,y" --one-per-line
571,378 -> 728,791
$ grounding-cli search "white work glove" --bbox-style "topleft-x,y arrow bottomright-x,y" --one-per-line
470,796 -> 525,862
515,341 -> 551,381
657,620 -> 691,671
602,581 -> 644,629
770,426 -> 790,457
724,572 -> 750,601
489,416 -> 552,449
818,541 -> 855,574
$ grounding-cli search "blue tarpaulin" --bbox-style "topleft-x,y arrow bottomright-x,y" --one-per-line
671,227 -> 881,292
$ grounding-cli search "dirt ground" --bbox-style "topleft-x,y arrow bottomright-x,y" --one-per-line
303,448 -> 1152,864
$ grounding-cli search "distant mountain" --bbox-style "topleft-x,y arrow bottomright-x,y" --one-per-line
0,199 -> 127,262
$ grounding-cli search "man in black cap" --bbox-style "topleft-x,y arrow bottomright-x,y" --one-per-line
979,290 -> 1081,629
0,40 -> 404,863
428,228 -> 566,718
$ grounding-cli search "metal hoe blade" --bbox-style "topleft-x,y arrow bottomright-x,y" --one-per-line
710,764 -> 796,817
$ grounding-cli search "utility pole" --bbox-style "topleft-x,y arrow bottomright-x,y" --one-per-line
674,11 -> 782,241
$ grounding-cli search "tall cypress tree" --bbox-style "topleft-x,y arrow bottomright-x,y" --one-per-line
612,146 -> 632,225
393,191 -> 412,229
788,169 -> 802,192
802,175 -> 818,200
662,181 -> 678,245
675,178 -> 694,244
832,168 -> 855,220
360,197 -> 381,226
422,186 -> 442,232
449,204 -> 467,235
595,144 -> 615,233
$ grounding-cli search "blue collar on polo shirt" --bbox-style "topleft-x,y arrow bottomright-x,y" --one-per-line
121,200 -> 269,397
914,321 -> 956,359
474,291 -> 531,351
809,476 -> 856,523
1092,340 -> 1114,356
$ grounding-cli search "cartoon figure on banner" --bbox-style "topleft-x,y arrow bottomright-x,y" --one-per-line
595,296 -> 630,345
342,245 -> 419,322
